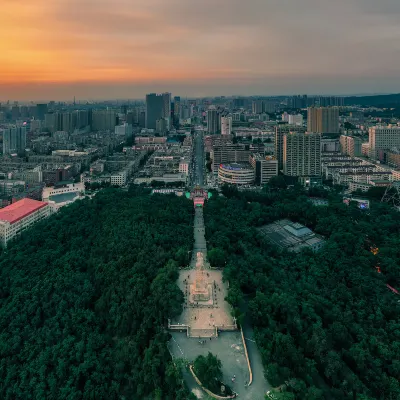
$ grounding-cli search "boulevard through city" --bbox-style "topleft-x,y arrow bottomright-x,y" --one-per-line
168,127 -> 270,399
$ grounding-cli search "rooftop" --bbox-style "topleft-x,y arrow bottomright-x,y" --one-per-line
49,192 -> 79,204
0,198 -> 47,224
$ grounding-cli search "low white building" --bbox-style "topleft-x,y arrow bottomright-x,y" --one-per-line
42,182 -> 85,213
111,171 -> 127,186
0,198 -> 50,247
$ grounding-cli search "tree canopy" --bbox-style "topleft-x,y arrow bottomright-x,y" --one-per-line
194,352 -> 223,393
0,187 -> 193,399
204,184 -> 400,400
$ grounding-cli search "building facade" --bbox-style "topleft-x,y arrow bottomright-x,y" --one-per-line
207,108 -> 219,134
3,126 -> 27,154
220,116 -> 232,135
283,132 -> 321,177
249,154 -> 278,185
0,198 -> 50,247
275,125 -> 306,170
307,107 -> 339,134
218,163 -> 255,185
369,126 -> 400,159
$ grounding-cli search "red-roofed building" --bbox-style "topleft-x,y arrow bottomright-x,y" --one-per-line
0,198 -> 50,246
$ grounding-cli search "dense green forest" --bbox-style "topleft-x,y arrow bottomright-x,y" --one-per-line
0,187 -> 193,399
204,185 -> 400,400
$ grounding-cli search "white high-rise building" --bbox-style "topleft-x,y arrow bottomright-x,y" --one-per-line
369,126 -> 400,158
2,126 -> 26,154
283,132 -> 321,177
221,116 -> 232,135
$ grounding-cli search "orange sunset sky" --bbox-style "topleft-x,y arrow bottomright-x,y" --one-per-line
1,0 -> 400,100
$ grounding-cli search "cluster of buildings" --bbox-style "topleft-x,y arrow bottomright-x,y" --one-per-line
132,132 -> 192,185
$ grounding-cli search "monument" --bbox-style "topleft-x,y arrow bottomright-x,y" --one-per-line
189,251 -> 213,305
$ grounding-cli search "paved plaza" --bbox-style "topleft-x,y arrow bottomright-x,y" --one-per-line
171,268 -> 235,336
169,331 -> 267,400
169,207 -> 235,336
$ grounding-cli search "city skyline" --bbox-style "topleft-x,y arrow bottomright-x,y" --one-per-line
2,0 -> 400,100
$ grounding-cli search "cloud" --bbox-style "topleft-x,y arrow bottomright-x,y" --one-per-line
0,0 -> 400,99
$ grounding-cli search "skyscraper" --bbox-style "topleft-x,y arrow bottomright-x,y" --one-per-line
3,126 -> 27,154
275,125 -> 306,170
173,96 -> 181,124
146,93 -> 170,130
283,132 -> 321,177
207,108 -> 219,134
307,107 -> 339,134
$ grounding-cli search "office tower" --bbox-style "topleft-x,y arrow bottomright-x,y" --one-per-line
283,132 -> 321,177
249,154 -> 278,185
340,135 -> 362,157
207,108 -> 219,134
92,109 -> 117,131
275,125 -> 306,170
161,92 -> 171,129
146,93 -> 164,130
221,116 -> 232,135
252,100 -> 263,114
36,104 -> 48,120
307,107 -> 339,134
3,126 -> 27,154
174,96 -> 181,122
120,105 -> 128,115
369,126 -> 400,159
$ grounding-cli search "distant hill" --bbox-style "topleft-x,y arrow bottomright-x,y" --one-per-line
345,93 -> 400,107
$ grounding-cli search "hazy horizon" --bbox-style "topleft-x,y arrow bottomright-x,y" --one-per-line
2,0 -> 400,101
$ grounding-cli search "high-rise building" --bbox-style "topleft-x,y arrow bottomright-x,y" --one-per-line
161,92 -> 171,129
275,125 -> 306,170
36,104 -> 48,121
249,154 -> 278,185
369,126 -> 400,159
146,93 -> 163,130
3,126 -> 27,154
92,110 -> 117,131
252,100 -> 263,114
221,116 -> 232,135
283,132 -> 321,177
340,135 -> 362,157
307,107 -> 339,134
207,108 -> 219,134
173,96 -> 181,123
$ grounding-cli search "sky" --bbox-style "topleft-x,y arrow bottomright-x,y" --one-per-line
1,0 -> 400,101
